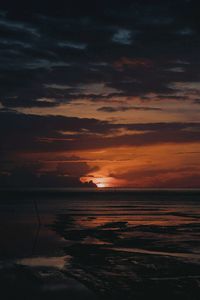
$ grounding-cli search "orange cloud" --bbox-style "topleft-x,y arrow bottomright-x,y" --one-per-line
113,57 -> 153,71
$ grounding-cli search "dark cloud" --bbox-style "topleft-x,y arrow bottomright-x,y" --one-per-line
0,166 -> 97,188
0,159 -> 98,188
1,111 -> 200,156
1,97 -> 58,108
156,95 -> 188,100
0,0 -> 200,108
194,99 -> 200,104
98,106 -> 162,113
56,162 -> 99,177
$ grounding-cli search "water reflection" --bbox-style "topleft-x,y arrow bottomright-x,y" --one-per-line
0,191 -> 200,299
17,255 -> 70,269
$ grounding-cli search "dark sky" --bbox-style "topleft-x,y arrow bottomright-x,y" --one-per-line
1,0 -> 200,188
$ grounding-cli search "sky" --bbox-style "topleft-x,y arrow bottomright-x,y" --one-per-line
0,0 -> 200,188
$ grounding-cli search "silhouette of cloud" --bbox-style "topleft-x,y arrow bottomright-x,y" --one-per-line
98,106 -> 162,113
0,164 -> 97,189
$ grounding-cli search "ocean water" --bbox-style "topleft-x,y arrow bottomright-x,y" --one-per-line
0,190 -> 200,299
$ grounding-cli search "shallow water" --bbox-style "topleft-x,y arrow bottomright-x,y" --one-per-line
0,190 -> 200,299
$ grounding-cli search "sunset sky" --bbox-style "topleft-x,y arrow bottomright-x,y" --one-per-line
1,0 -> 200,188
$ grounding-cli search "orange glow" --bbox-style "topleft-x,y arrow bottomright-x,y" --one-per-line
82,176 -> 116,188
15,142 -> 200,188
93,177 -> 110,188
97,183 -> 106,188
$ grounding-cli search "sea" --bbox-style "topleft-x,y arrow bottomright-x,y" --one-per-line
0,189 -> 200,299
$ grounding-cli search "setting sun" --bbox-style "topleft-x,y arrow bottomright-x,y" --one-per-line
97,182 -> 106,188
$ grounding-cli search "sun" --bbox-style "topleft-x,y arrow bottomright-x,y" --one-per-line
97,182 -> 106,188
81,176 -> 112,188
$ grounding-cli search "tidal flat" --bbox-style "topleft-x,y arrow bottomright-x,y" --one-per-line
0,190 -> 200,299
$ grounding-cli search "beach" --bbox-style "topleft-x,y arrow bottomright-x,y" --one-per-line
0,190 -> 200,299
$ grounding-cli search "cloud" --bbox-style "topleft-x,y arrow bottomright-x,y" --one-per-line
56,162 -> 99,177
0,0 -> 200,109
1,111 -> 200,155
0,18 -> 39,37
113,57 -> 153,71
58,41 -> 87,50
1,0 -> 200,188
110,167 -> 200,188
1,97 -> 58,108
194,99 -> 200,105
0,166 -> 97,188
112,29 -> 132,45
98,106 -> 162,113
0,159 -> 98,188
177,28 -> 194,36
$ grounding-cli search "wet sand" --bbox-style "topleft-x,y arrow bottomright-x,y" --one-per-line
0,190 -> 200,299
